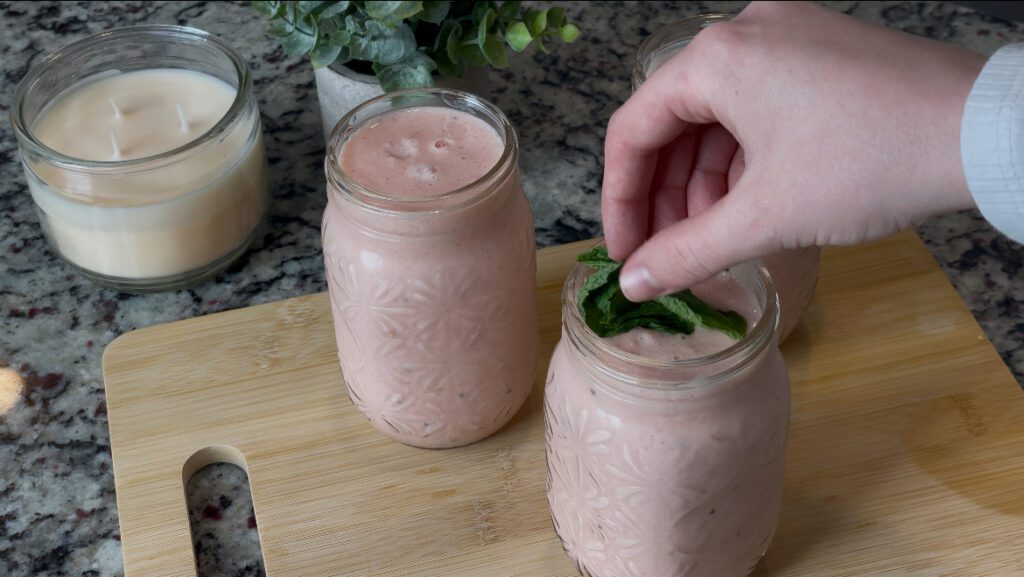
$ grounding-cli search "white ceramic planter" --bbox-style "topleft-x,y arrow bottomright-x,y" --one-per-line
314,63 -> 493,142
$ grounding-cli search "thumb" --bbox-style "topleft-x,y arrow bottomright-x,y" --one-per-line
618,191 -> 772,302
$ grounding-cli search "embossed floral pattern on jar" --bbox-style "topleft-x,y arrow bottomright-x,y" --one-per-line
545,256 -> 791,577
323,89 -> 538,449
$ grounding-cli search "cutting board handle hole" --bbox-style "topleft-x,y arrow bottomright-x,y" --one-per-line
184,446 -> 267,577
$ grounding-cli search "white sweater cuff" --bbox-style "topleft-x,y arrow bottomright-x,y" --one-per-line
961,44 -> 1024,244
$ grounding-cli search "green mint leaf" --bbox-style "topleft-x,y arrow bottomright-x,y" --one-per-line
364,1 -> 424,22
662,290 -> 748,340
560,23 -> 580,43
575,245 -> 616,267
575,246 -> 747,340
505,21 -> 531,52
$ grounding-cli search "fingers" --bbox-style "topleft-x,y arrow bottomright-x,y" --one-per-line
686,124 -> 738,217
649,130 -> 697,234
618,188 -> 770,302
601,49 -> 719,261
727,146 -> 745,190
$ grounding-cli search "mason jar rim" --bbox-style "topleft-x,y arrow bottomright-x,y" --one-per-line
561,241 -> 780,390
324,88 -> 519,215
10,25 -> 253,176
632,13 -> 735,87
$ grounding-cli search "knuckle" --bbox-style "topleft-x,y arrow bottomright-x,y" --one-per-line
665,236 -> 716,284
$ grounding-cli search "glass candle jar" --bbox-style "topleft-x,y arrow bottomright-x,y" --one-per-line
545,256 -> 790,577
11,26 -> 268,292
323,89 -> 539,449
633,14 -> 820,342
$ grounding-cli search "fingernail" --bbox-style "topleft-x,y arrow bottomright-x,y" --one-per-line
620,265 -> 660,301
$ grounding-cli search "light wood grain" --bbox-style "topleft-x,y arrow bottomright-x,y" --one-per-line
102,231 -> 1024,577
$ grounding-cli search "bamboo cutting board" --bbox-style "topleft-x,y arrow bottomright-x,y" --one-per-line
102,231 -> 1024,577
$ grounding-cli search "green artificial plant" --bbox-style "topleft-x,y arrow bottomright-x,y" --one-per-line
252,1 -> 581,91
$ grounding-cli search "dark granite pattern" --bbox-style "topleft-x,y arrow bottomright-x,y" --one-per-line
1,1 -> 1022,576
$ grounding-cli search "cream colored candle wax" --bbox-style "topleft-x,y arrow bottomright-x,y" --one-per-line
26,68 -> 266,283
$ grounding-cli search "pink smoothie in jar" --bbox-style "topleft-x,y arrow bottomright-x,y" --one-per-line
632,14 -> 820,342
322,90 -> 538,449
545,256 -> 791,577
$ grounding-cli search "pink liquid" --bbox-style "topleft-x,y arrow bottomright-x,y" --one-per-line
337,107 -> 504,196
323,106 -> 538,449
765,248 -> 821,342
546,273 -> 790,577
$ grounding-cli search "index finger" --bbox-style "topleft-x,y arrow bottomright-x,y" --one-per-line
601,51 -> 719,261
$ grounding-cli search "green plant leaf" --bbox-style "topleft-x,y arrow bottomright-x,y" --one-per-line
458,41 -> 488,67
266,20 -> 296,38
311,40 -> 343,68
364,0 -> 424,22
418,0 -> 449,23
482,34 -> 507,67
477,8 -> 496,47
349,19 -> 417,65
470,1 -> 491,24
298,1 -> 327,16
559,23 -> 579,43
496,0 -> 521,21
505,21 -> 531,51
319,1 -> 351,17
574,245 -> 747,340
280,27 -> 318,55
434,47 -> 466,78
546,7 -> 565,29
376,50 -> 436,91
433,19 -> 458,54
535,32 -> 547,54
658,290 -> 748,340
251,1 -> 279,17
530,8 -> 547,36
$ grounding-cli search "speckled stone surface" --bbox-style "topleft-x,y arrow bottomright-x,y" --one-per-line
1,1 -> 1022,576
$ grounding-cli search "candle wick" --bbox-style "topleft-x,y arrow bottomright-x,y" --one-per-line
175,104 -> 189,133
109,128 -> 121,159
109,99 -> 121,118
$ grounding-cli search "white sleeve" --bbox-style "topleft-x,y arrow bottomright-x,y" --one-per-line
961,44 -> 1024,244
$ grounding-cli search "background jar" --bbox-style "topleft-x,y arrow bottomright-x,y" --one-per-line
545,256 -> 791,577
323,89 -> 539,449
632,14 -> 821,342
11,25 -> 268,293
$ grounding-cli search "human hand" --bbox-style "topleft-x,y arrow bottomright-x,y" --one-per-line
602,1 -> 986,301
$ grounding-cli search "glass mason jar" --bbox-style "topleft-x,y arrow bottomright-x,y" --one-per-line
633,14 -> 820,342
323,89 -> 539,449
545,256 -> 791,577
11,26 -> 268,293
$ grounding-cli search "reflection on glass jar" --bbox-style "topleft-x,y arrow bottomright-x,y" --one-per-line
11,26 -> 268,292
546,256 -> 790,577
323,89 -> 539,449
632,14 -> 821,342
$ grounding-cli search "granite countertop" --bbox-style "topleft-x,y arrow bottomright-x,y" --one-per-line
2,1 -> 1022,576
